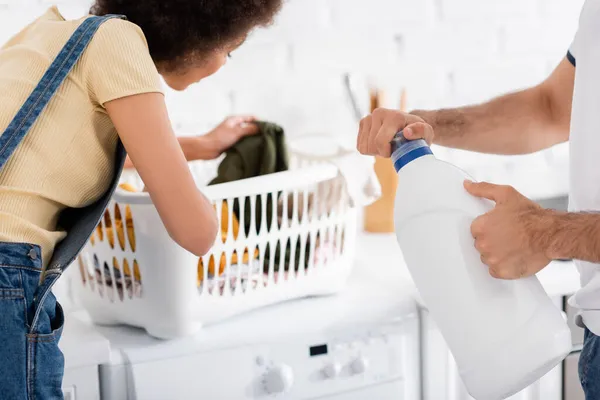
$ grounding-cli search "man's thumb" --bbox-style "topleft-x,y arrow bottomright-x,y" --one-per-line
464,180 -> 506,203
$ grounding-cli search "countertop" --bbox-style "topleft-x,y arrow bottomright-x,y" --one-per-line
61,231 -> 581,368
354,232 -> 581,300
432,143 -> 570,202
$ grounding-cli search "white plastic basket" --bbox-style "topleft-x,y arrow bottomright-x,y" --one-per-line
72,137 -> 358,339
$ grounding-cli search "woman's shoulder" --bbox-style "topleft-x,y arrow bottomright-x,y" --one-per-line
81,16 -> 163,107
89,17 -> 150,52
82,16 -> 157,78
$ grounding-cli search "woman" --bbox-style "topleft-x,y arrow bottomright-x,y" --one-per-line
0,1 -> 281,398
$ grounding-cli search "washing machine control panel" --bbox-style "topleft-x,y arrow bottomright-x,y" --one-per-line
262,364 -> 294,394
322,361 -> 342,378
98,312 -> 420,400
251,314 -> 419,399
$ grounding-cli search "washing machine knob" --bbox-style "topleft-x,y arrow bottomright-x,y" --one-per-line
323,362 -> 342,378
350,357 -> 369,374
263,364 -> 294,394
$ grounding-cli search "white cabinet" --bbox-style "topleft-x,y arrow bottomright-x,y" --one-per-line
59,314 -> 111,400
421,299 -> 563,400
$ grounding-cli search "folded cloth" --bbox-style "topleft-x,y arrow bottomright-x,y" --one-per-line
328,151 -> 381,208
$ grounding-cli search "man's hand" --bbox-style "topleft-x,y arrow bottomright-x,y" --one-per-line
464,181 -> 554,279
356,108 -> 434,158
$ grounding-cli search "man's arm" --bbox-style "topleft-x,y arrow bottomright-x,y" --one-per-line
411,57 -> 575,155
463,181 -> 600,280
546,212 -> 600,263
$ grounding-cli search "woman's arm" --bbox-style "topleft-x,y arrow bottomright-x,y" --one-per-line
123,136 -> 214,169
106,93 -> 219,256
123,115 -> 258,168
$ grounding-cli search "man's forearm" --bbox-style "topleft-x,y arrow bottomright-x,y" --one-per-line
544,211 -> 600,263
410,58 -> 575,155
411,87 -> 562,155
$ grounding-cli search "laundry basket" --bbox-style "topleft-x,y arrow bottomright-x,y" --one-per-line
72,137 -> 359,339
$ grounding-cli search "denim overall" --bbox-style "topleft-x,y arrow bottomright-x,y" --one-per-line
0,15 -> 126,399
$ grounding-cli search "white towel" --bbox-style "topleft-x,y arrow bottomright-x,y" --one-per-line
329,151 -> 382,207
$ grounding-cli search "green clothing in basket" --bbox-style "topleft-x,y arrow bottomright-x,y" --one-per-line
209,121 -> 309,273
209,121 -> 289,184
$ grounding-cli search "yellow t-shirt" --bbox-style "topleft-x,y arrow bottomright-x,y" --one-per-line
0,7 -> 164,266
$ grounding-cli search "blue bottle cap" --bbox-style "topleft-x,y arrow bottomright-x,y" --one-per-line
390,131 -> 433,172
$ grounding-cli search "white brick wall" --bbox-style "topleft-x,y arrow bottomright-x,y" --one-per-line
0,0 -> 585,152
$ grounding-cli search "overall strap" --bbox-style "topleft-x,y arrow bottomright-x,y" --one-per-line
0,14 -> 123,170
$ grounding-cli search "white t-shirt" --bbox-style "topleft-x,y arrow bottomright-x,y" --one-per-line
567,0 -> 600,335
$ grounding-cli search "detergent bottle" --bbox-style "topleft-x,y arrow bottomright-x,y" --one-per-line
392,133 -> 571,400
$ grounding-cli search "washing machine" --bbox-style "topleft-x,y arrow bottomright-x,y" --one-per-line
74,251 -> 421,400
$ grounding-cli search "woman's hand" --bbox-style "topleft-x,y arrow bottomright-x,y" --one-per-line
356,108 -> 434,158
202,115 -> 259,159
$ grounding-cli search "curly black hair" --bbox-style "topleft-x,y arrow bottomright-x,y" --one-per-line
90,0 -> 282,71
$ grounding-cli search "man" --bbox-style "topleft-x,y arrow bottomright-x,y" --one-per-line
356,1 -> 600,396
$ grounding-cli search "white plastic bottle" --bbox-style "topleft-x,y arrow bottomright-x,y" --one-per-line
391,134 -> 572,400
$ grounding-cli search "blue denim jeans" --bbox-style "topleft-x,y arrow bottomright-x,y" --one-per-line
579,327 -> 600,399
0,243 -> 64,399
